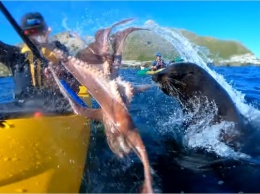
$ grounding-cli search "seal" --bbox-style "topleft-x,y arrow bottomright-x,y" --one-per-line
152,62 -> 248,149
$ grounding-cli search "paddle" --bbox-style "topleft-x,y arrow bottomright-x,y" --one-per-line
0,1 -> 88,108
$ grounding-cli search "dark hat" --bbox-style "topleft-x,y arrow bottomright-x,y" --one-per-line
156,52 -> 161,57
20,12 -> 47,32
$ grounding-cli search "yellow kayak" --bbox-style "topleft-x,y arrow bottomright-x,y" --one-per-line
146,68 -> 165,75
137,68 -> 165,76
0,86 -> 91,193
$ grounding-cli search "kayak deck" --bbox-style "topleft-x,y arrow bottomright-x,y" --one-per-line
0,86 -> 92,193
146,68 -> 165,75
137,68 -> 165,76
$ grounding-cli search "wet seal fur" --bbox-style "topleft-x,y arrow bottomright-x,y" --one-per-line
152,62 -> 251,152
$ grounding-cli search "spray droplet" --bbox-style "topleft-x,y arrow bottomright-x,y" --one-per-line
218,180 -> 224,185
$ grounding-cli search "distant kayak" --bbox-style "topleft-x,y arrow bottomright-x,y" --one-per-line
137,68 -> 165,76
137,56 -> 184,76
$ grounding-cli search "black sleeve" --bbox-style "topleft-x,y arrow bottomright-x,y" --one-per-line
0,41 -> 26,71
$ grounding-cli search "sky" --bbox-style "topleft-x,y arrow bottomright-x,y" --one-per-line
1,1 -> 260,57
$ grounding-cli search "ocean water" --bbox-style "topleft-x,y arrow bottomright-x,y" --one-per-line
1,65 -> 259,193
81,21 -> 260,192
82,66 -> 260,193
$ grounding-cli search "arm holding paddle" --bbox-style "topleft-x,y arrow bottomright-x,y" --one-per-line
0,2 -> 93,116
0,5 -> 79,95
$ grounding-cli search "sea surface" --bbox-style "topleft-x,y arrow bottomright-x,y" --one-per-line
1,65 -> 260,193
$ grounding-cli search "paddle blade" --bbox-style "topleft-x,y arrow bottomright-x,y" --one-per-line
137,68 -> 150,76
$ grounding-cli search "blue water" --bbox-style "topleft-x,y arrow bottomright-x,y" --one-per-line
0,77 -> 15,103
2,66 -> 259,106
1,5 -> 260,191
210,66 -> 260,109
1,65 -> 260,192
84,66 -> 260,193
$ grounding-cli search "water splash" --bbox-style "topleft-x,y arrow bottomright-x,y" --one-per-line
143,20 -> 260,121
185,121 -> 250,159
141,20 -> 260,157
181,96 -> 245,158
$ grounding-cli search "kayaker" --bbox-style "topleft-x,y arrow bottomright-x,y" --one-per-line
151,52 -> 166,71
0,12 -> 78,113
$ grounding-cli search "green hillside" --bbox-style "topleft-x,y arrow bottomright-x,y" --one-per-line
122,28 -> 252,62
178,29 -> 252,60
0,62 -> 11,77
122,30 -> 179,61
0,28 -> 254,77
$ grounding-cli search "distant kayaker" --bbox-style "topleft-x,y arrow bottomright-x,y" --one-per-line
0,12 -> 79,101
151,52 -> 166,71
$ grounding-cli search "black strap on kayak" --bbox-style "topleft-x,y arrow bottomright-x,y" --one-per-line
0,1 -> 47,66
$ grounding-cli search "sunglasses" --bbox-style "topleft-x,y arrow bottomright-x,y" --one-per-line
23,28 -> 44,36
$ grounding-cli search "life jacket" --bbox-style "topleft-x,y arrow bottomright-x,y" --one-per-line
155,59 -> 164,69
20,44 -> 59,88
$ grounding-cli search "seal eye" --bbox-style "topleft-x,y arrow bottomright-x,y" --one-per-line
184,71 -> 194,78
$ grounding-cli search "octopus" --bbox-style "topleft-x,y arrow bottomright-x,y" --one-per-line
49,19 -> 154,193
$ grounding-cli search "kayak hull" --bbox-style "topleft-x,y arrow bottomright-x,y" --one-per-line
145,68 -> 165,75
137,68 -> 165,76
0,87 -> 91,193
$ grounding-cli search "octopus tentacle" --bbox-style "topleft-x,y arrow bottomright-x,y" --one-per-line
75,19 -> 138,78
109,27 -> 148,79
76,18 -> 134,59
47,61 -> 103,121
52,18 -> 154,193
92,18 -> 135,55
111,27 -> 148,55
115,76 -> 134,105
53,49 -> 127,112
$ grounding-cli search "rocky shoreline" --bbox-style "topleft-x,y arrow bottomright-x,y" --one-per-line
50,31 -> 260,67
2,55 -> 259,77
121,54 -> 260,69
121,60 -> 153,68
215,53 -> 260,66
